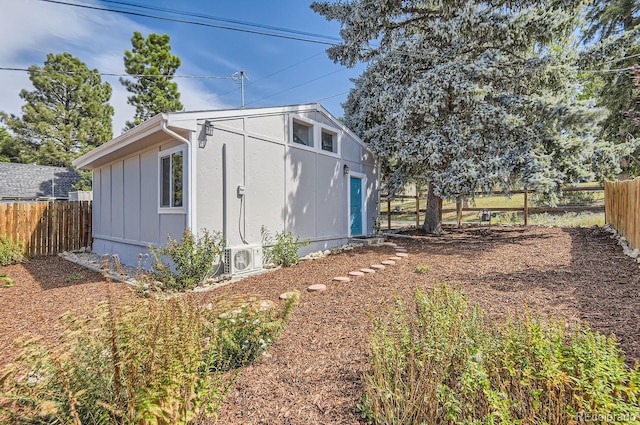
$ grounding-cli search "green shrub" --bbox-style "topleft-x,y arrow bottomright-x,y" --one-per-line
414,264 -> 432,274
0,236 -> 24,267
360,284 -> 640,425
0,293 -> 234,424
202,291 -> 299,371
0,288 -> 299,424
150,228 -> 224,290
260,226 -> 310,267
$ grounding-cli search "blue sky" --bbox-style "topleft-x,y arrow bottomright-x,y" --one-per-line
0,0 -> 366,133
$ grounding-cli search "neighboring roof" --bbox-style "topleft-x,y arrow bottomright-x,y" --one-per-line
0,162 -> 80,199
73,103 -> 371,170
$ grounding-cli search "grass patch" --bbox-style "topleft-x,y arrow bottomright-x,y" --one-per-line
360,284 -> 640,424
528,211 -> 605,227
388,211 -> 605,227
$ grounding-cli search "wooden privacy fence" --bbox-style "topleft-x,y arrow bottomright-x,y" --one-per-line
0,201 -> 92,257
605,178 -> 640,249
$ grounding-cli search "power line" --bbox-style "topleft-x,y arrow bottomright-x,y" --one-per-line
217,51 -> 328,98
313,91 -> 350,103
0,66 -> 238,79
37,0 -> 339,46
99,0 -> 342,43
247,68 -> 348,105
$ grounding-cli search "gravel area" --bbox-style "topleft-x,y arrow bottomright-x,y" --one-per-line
1,226 -> 638,424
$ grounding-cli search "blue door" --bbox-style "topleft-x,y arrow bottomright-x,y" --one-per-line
350,176 -> 363,235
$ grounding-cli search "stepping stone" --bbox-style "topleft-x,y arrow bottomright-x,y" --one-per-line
279,291 -> 297,300
360,268 -> 376,273
395,247 -> 407,252
381,260 -> 396,265
307,284 -> 327,292
370,264 -> 386,270
383,242 -> 397,247
348,271 -> 365,277
332,276 -> 351,282
389,256 -> 402,261
396,252 -> 409,258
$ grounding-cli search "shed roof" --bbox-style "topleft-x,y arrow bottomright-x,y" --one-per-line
0,162 -> 80,199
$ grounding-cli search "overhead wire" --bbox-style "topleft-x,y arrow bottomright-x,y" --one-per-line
26,0 -> 352,104
26,0 -> 632,107
216,51 -> 328,98
246,68 -> 348,105
36,0 -> 339,45
0,66 -> 238,79
98,0 -> 342,42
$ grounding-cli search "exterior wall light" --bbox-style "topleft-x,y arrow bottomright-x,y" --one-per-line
343,164 -> 350,175
205,120 -> 215,136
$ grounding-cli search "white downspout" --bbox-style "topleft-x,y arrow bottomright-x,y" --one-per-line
160,118 -> 194,230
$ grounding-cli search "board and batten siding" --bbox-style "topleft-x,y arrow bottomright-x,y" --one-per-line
91,140 -> 187,265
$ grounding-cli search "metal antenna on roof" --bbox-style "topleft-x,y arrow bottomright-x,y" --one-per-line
231,71 -> 249,108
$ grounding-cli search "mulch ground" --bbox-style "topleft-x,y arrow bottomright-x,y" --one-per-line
1,226 -> 638,424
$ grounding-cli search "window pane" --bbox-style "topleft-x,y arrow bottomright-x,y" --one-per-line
172,151 -> 183,207
321,131 -> 334,152
161,156 -> 171,207
293,121 -> 312,146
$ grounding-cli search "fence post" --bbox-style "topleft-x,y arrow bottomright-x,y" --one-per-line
524,189 -> 528,226
387,198 -> 391,230
415,194 -> 420,228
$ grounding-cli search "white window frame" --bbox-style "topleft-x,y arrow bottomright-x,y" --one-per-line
289,114 -> 341,158
290,115 -> 315,151
319,124 -> 341,158
158,145 -> 186,214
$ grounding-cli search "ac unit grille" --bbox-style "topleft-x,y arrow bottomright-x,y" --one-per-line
224,244 -> 263,275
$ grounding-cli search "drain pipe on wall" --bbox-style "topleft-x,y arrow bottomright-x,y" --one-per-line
160,118 -> 194,231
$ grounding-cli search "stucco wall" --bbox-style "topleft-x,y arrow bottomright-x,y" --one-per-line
195,110 -> 379,256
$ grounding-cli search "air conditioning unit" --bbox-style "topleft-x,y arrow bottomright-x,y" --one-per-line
224,244 -> 263,275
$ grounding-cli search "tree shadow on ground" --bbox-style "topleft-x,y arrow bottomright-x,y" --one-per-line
19,255 -> 105,290
404,226 -> 640,363
399,226 -> 556,259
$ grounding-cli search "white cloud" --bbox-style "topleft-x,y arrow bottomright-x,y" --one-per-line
0,0 -> 228,135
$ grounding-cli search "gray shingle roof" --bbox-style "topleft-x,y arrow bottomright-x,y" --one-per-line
0,162 -> 80,198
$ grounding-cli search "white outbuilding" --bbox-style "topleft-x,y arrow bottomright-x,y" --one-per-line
73,103 -> 380,275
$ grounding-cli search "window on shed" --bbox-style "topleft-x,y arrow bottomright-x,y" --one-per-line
321,130 -> 337,153
292,120 -> 313,147
160,150 -> 183,208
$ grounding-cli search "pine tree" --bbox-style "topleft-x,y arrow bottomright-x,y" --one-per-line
582,0 -> 640,175
3,53 -> 113,167
121,32 -> 183,130
313,0 -> 622,233
0,127 -> 19,163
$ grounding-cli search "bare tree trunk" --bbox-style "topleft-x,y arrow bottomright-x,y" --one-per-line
456,197 -> 463,227
422,181 -> 443,234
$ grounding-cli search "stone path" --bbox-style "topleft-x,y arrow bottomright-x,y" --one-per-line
316,244 -> 410,293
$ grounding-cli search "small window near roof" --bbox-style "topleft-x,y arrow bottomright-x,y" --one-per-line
293,120 -> 313,147
321,130 -> 337,153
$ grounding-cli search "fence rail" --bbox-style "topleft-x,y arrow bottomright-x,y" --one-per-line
0,201 -> 92,257
381,186 -> 604,229
605,178 -> 640,249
